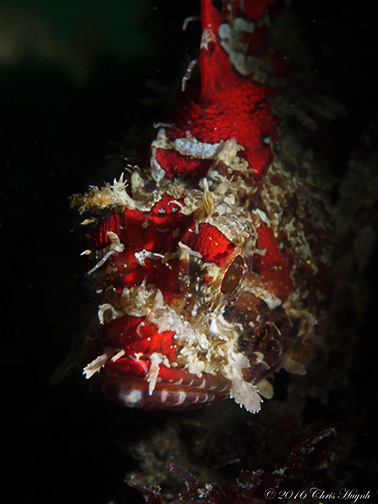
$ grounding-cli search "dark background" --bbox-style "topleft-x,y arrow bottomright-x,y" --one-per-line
2,1 -> 377,503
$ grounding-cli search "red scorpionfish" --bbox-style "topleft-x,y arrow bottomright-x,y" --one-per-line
72,0 -> 333,413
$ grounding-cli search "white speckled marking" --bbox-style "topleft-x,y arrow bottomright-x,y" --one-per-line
198,378 -> 207,389
120,389 -> 143,406
176,390 -> 186,405
160,389 -> 169,403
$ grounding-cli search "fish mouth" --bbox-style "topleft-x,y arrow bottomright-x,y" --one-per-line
89,362 -> 231,410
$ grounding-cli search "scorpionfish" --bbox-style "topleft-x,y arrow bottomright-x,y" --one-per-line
72,0 -> 333,413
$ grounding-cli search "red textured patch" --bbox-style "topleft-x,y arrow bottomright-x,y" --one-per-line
102,316 -> 177,377
155,148 -> 214,179
87,212 -> 124,249
181,223 -> 236,265
90,194 -> 189,251
105,356 -> 148,379
167,85 -> 276,179
253,223 -> 292,297
87,194 -> 194,301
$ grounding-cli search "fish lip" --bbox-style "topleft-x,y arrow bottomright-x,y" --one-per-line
90,369 -> 231,410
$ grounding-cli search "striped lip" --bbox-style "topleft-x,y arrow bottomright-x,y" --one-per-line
89,368 -> 231,410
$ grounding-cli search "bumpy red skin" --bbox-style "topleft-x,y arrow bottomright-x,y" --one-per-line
86,0 -> 291,410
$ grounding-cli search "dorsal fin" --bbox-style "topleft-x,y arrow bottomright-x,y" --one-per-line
199,0 -> 277,100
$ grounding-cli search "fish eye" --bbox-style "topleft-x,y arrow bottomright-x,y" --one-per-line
221,254 -> 245,294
